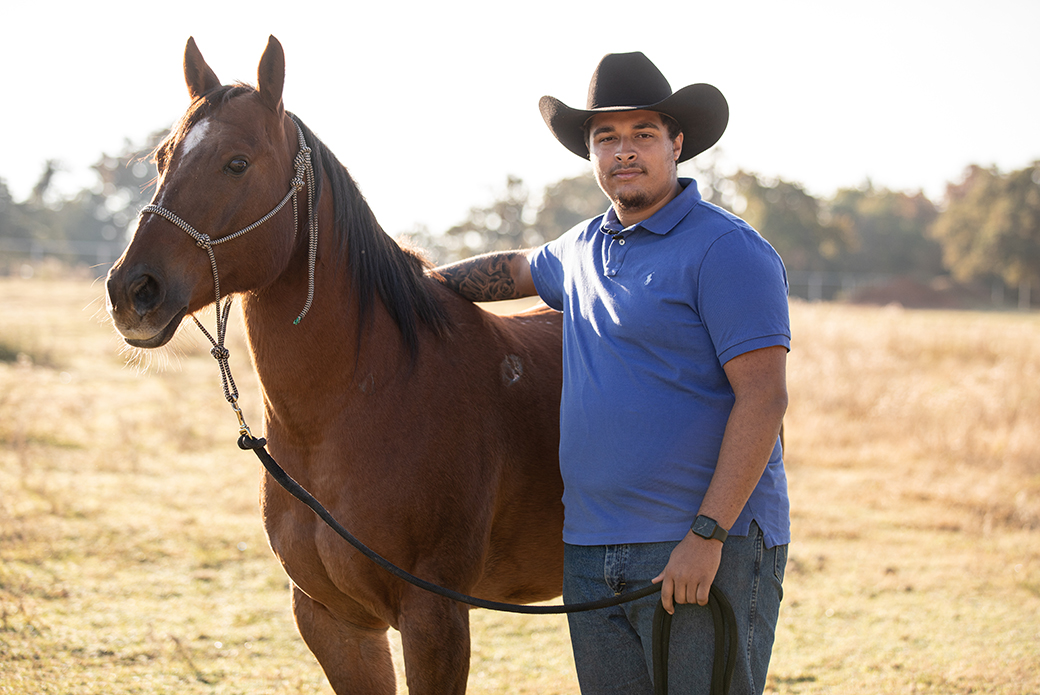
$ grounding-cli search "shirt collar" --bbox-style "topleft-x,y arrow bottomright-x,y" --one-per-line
599,178 -> 702,237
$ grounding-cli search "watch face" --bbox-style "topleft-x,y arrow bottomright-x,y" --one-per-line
693,516 -> 716,538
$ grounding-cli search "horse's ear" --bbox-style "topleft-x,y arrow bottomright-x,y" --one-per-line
184,37 -> 221,101
257,35 -> 285,114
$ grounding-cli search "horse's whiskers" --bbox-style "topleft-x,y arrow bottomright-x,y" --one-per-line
116,327 -> 193,375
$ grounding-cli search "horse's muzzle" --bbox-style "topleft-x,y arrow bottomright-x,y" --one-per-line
106,264 -> 189,348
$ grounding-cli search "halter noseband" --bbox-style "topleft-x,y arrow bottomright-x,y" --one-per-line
138,114 -> 318,438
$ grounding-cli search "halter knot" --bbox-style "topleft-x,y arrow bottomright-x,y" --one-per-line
210,345 -> 231,361
196,234 -> 213,250
294,152 -> 310,172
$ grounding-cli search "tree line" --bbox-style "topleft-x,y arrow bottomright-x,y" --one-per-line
0,129 -> 167,274
2,131 -> 1038,307
406,152 -> 1040,307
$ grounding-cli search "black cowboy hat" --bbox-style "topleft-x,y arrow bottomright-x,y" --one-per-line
538,52 -> 728,164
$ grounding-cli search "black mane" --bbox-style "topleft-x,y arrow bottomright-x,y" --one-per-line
157,85 -> 452,357
292,116 -> 452,355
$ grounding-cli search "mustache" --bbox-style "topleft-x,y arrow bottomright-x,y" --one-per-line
610,164 -> 646,175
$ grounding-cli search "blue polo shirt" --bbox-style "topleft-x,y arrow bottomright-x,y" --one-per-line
529,179 -> 791,548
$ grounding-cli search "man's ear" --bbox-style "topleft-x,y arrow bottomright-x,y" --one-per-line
673,131 -> 684,162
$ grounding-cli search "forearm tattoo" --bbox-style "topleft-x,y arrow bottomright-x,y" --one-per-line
435,252 -> 520,302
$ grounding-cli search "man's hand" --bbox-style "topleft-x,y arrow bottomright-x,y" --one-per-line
652,532 -> 723,614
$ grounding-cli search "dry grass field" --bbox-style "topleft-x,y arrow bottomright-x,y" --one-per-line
1,272 -> 1038,694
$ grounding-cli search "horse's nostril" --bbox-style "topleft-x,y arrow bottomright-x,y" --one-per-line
129,273 -> 163,316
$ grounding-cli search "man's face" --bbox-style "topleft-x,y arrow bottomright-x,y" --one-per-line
587,110 -> 684,226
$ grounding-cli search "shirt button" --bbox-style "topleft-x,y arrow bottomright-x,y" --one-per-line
618,239 -> 626,245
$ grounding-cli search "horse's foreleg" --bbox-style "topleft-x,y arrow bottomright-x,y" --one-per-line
291,584 -> 396,694
398,590 -> 471,695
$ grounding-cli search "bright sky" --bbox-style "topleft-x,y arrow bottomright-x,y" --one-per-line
2,0 -> 1038,237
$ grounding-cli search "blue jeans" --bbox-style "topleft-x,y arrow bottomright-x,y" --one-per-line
563,522 -> 786,695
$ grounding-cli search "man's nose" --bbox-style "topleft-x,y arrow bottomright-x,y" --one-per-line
614,140 -> 637,162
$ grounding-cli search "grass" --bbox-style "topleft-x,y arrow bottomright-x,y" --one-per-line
1,277 -> 1038,694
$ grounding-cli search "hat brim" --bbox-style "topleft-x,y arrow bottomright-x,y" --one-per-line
538,83 -> 728,164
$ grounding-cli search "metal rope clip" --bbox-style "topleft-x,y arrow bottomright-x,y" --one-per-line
230,398 -> 254,439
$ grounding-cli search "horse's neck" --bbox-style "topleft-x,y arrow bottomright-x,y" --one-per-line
239,230 -> 409,441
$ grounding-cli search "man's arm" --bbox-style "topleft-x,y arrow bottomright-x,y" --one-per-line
653,345 -> 789,612
432,250 -> 538,302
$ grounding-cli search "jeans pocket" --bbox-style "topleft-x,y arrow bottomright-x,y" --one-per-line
773,544 -> 788,585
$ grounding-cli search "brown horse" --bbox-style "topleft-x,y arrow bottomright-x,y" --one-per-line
106,36 -> 564,694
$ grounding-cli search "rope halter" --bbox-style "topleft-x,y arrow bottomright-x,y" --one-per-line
138,115 -> 318,438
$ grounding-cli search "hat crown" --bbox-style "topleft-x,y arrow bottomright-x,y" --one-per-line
586,52 -> 673,110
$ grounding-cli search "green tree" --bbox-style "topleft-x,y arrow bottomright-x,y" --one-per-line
532,173 -> 605,239
678,147 -> 737,212
419,175 -> 537,263
86,134 -> 163,242
0,131 -> 162,271
406,174 -> 607,265
56,132 -> 163,246
828,184 -> 942,276
0,172 -> 60,270
0,178 -> 32,242
28,160 -> 60,206
10,164 -> 65,243
734,171 -> 852,272
931,163 -> 1040,289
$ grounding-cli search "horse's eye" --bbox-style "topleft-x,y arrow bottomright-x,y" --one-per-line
225,158 -> 249,175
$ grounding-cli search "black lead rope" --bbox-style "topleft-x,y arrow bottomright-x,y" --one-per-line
652,587 -> 737,695
239,434 -> 736,695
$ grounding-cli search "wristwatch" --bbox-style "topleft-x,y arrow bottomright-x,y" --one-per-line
691,515 -> 728,543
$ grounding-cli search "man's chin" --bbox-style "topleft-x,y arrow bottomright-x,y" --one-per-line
614,193 -> 652,212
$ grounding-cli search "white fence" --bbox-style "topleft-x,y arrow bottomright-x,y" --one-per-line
787,271 -> 1031,309
1,239 -> 1032,309
1,238 -> 127,276
786,271 -> 890,302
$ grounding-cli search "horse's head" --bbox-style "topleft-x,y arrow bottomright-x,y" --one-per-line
107,36 -> 303,348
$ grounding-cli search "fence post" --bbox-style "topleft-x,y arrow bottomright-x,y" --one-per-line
809,273 -> 823,302
992,280 -> 1004,307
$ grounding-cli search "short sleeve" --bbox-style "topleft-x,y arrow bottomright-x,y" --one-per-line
528,234 -> 569,311
698,227 -> 791,365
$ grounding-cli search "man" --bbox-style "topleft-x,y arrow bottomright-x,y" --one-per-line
436,52 -> 790,695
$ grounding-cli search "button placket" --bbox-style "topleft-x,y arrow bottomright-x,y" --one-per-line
603,233 -> 632,277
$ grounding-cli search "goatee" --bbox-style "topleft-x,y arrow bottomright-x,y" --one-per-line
615,192 -> 652,211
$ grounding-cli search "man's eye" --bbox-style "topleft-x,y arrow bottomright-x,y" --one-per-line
225,159 -> 249,175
